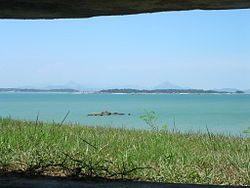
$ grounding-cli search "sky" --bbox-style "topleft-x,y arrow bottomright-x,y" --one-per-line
0,9 -> 250,90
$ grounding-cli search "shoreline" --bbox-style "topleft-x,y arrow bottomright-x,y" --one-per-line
0,91 -> 249,95
79,92 -> 249,95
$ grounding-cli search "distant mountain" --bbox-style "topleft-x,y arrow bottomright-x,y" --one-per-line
214,88 -> 247,94
42,81 -> 87,91
244,89 -> 250,94
0,88 -> 79,93
20,81 -> 99,92
215,88 -> 239,92
154,81 -> 188,89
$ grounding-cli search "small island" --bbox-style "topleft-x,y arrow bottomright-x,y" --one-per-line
98,89 -> 244,94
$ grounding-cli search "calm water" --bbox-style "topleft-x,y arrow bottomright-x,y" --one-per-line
0,93 -> 250,135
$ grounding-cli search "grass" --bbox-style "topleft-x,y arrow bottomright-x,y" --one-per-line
0,117 -> 249,185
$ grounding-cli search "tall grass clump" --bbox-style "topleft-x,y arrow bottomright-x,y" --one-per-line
0,117 -> 249,185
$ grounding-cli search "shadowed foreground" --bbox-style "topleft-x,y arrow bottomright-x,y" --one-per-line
0,172 -> 245,188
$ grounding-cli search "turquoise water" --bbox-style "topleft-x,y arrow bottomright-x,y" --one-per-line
0,93 -> 250,135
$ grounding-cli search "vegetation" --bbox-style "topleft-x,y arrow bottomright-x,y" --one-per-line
140,111 -> 168,131
0,117 -> 249,185
100,89 -> 243,94
235,90 -> 245,94
243,127 -> 250,134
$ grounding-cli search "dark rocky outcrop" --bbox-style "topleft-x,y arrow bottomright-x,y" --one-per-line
0,0 -> 250,19
88,111 -> 127,116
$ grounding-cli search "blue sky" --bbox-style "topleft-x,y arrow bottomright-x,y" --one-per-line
0,9 -> 250,90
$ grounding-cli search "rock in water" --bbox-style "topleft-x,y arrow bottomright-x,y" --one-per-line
88,111 -> 127,116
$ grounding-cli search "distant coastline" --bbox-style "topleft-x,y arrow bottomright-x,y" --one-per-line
0,88 -> 246,95
81,89 -> 245,95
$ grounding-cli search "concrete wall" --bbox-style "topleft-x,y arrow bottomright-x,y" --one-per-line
0,0 -> 250,19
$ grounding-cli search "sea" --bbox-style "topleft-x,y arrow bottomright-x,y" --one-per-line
0,92 -> 250,136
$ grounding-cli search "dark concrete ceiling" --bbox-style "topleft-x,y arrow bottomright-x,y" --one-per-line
0,0 -> 250,19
